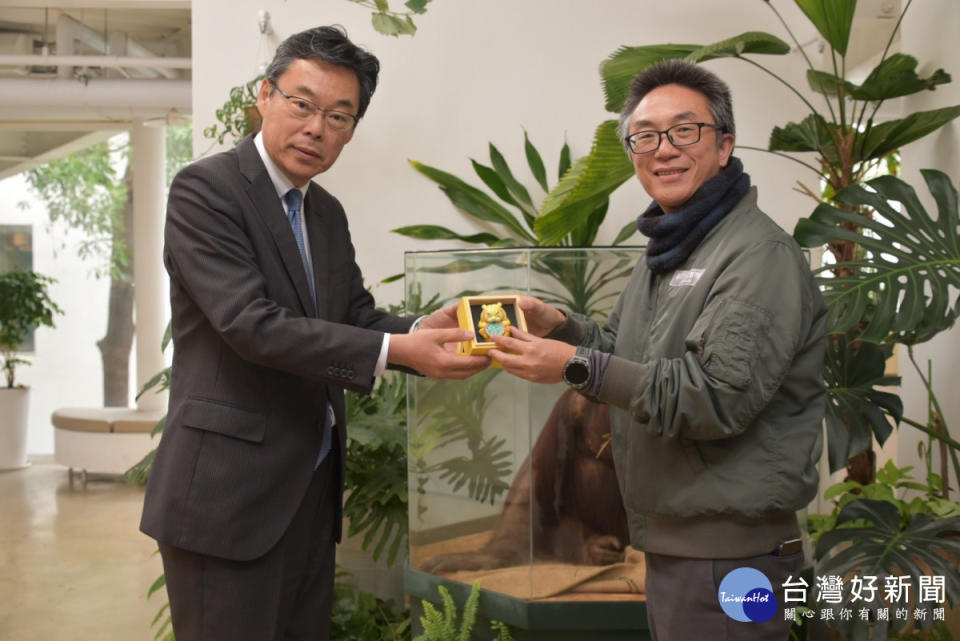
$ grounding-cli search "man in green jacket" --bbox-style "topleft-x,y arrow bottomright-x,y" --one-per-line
489,59 -> 826,640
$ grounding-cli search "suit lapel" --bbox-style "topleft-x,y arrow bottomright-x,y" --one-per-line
237,137 -> 317,317
304,183 -> 330,320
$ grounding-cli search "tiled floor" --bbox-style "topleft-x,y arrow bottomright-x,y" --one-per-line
0,463 -> 164,641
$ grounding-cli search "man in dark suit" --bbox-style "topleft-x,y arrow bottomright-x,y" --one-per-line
140,25 -> 489,641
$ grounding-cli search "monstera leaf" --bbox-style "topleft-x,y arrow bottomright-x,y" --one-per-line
814,498 -> 960,638
822,335 -> 902,473
794,169 -> 960,344
410,370 -> 513,505
436,434 -> 512,505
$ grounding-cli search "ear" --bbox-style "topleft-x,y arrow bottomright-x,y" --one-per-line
718,133 -> 735,168
256,78 -> 272,118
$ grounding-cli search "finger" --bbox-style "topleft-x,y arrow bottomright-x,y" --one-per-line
491,336 -> 528,352
431,355 -> 486,378
487,349 -> 515,370
507,327 -> 534,341
517,295 -> 538,311
440,302 -> 460,316
435,328 -> 474,343
460,355 -> 490,368
422,305 -> 460,330
452,355 -> 491,376
487,333 -> 526,352
489,350 -> 536,380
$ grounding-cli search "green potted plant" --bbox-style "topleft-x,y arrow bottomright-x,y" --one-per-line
792,169 -> 960,639
805,458 -> 960,640
535,0 -> 960,483
202,75 -> 264,147
401,6 -> 960,638
0,269 -> 62,470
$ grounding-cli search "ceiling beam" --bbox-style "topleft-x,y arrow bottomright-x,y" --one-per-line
0,129 -> 118,181
0,1 -> 189,10
0,54 -> 191,69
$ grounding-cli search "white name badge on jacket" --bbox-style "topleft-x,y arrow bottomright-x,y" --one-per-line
670,269 -> 704,287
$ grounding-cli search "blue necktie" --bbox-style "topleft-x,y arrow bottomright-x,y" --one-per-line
283,189 -> 316,308
283,189 -> 332,467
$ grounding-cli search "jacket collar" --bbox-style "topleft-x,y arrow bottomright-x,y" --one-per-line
237,134 -> 321,317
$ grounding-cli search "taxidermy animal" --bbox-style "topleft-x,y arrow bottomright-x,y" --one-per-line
421,388 -> 628,572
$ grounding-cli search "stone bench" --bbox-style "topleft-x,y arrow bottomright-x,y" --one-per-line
52,407 -> 163,486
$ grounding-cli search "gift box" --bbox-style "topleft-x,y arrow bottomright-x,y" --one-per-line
456,294 -> 528,358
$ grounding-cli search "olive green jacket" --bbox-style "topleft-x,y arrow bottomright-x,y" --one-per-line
552,187 -> 826,558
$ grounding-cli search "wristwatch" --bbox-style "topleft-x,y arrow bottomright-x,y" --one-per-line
562,346 -> 591,389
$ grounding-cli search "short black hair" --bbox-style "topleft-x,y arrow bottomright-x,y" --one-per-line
618,59 -> 735,151
265,25 -> 380,120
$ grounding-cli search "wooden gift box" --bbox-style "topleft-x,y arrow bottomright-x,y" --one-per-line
456,294 -> 528,357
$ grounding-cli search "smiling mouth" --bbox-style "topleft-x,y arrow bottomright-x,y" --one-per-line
654,168 -> 687,177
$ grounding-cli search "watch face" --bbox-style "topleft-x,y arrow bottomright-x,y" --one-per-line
564,359 -> 589,386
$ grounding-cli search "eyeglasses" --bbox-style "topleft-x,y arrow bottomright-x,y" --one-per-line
624,122 -> 724,155
270,82 -> 358,131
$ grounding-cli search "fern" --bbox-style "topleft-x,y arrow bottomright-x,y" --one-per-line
490,621 -> 515,641
414,582 -> 514,641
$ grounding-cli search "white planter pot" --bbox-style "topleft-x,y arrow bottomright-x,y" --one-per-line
0,387 -> 30,471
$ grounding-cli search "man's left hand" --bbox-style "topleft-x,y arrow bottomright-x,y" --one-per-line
487,329 -> 576,384
417,303 -> 461,331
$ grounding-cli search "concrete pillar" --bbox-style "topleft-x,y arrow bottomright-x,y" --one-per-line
55,15 -> 73,80
130,121 -> 167,412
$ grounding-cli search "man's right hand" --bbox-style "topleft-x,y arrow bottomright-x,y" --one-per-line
517,295 -> 566,338
388,328 -> 490,379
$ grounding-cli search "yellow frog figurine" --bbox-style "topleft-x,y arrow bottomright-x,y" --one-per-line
477,302 -> 511,341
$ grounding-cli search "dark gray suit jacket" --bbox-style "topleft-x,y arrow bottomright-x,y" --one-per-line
140,135 -> 413,561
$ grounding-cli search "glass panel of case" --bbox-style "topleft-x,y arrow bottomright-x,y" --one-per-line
405,247 -> 643,601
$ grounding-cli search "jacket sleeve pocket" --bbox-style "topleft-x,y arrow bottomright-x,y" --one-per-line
698,297 -> 772,390
182,397 -> 267,443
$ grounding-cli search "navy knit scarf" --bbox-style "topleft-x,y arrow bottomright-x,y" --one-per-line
637,156 -> 750,274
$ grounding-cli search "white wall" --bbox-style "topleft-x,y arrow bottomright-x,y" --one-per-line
11,1 -> 955,472
0,173 -> 111,455
899,0 -> 960,492
191,0 -> 816,306
196,0 -> 960,501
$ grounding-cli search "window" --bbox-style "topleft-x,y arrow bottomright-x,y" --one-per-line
1,225 -> 36,351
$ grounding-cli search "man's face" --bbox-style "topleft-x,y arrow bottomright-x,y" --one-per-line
626,84 -> 735,213
257,58 -> 359,187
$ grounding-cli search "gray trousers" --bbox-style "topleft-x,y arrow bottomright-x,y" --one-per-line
160,452 -> 338,641
645,549 -> 804,641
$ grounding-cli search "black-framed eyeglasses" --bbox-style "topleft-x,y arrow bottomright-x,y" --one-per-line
270,81 -> 358,131
624,122 -> 725,155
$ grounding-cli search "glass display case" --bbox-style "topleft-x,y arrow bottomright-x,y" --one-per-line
404,247 -> 650,640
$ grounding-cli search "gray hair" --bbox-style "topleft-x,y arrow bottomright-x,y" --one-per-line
617,59 -> 735,152
264,25 -> 380,120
